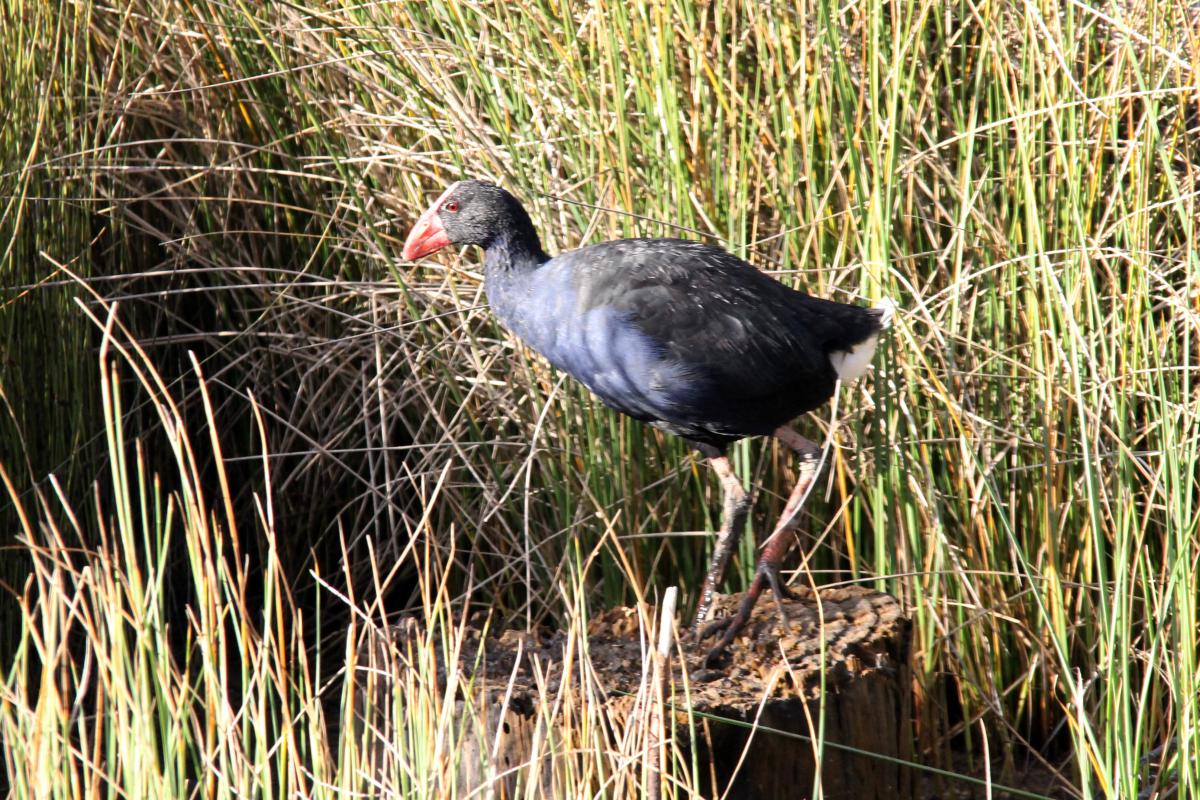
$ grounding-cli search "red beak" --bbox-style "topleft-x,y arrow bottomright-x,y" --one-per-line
402,205 -> 452,261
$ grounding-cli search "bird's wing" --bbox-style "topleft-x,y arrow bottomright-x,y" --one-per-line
566,239 -> 850,401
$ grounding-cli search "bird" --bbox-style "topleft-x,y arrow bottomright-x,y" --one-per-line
402,180 -> 893,666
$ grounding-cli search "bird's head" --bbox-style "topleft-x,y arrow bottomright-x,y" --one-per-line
402,180 -> 533,260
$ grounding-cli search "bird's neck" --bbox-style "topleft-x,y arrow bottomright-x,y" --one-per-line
483,228 -> 549,278
482,229 -> 554,337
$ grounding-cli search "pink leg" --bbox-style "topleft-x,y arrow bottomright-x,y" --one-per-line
692,455 -> 751,632
700,427 -> 822,667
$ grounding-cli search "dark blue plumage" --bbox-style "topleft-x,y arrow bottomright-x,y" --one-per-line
485,235 -> 885,451
402,180 -> 893,666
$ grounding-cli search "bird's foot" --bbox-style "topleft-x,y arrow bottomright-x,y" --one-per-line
696,561 -> 796,668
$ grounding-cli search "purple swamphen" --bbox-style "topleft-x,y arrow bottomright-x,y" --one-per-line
403,180 -> 893,666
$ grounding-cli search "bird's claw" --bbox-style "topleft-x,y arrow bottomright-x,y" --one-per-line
696,612 -> 737,643
699,616 -> 741,668
759,560 -> 798,602
695,561 -> 796,668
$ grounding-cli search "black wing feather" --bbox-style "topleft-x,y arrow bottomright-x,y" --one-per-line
561,239 -> 882,443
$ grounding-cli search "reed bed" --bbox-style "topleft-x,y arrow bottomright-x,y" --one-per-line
2,0 -> 1198,796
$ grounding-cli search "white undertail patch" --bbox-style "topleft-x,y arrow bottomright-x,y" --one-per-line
829,297 -> 895,382
874,296 -> 896,330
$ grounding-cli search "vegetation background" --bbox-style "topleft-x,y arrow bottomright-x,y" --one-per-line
1,0 -> 1197,797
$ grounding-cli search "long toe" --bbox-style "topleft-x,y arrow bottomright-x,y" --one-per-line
703,641 -> 732,668
759,560 -> 798,601
696,565 -> 802,667
757,561 -> 799,631
702,618 -> 744,667
697,578 -> 766,667
698,614 -> 736,642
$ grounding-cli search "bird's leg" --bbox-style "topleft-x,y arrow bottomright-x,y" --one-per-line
691,455 -> 751,633
700,428 -> 822,667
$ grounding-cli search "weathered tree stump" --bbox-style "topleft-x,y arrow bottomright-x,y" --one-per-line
352,585 -> 911,799
680,586 -> 913,799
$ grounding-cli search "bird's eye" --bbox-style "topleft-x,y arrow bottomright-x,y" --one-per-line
444,201 -> 459,212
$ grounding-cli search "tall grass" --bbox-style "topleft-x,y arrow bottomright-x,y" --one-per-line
2,296 -> 702,797
2,0 -> 1198,796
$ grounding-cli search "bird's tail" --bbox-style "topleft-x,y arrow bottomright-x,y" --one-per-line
828,297 -> 896,382
872,297 -> 897,331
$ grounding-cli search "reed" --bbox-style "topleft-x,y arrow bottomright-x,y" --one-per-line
2,0 -> 1197,795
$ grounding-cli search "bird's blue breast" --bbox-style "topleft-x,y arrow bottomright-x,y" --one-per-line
486,262 -> 683,421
